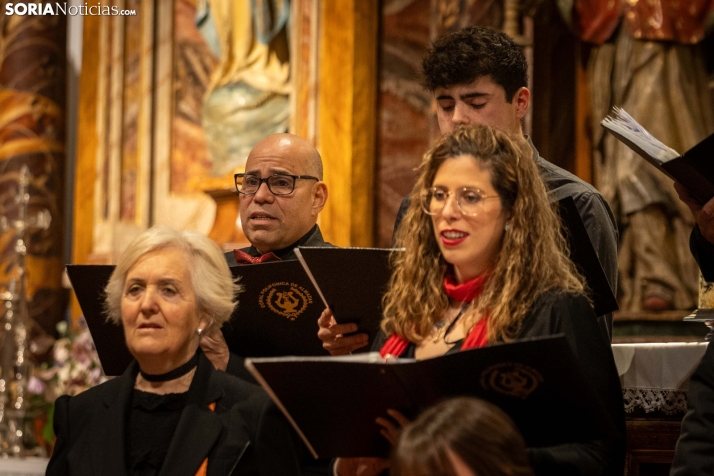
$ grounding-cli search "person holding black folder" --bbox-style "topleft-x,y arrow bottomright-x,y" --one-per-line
670,184 -> 714,476
320,27 -> 617,354
333,126 -> 624,476
200,133 -> 335,476
201,133 -> 335,374
47,226 -> 304,476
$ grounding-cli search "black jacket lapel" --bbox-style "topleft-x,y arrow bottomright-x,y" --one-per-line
158,353 -> 227,476
158,403 -> 223,476
87,362 -> 137,476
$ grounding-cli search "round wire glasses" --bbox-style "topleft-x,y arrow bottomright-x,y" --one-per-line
420,187 -> 500,216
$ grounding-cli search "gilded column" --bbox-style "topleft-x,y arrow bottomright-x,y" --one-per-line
0,6 -> 67,339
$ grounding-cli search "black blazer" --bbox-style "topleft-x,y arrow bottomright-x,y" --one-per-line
670,328 -> 714,476
690,225 -> 714,282
46,351 -> 303,476
372,289 -> 626,476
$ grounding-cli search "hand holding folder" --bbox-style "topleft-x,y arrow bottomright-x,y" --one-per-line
245,335 -> 616,459
675,182 -> 714,246
296,247 -> 398,353
316,308 -> 370,355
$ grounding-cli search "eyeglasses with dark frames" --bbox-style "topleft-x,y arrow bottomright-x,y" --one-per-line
234,173 -> 319,196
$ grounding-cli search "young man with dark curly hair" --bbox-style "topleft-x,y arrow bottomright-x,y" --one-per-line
318,26 -> 618,355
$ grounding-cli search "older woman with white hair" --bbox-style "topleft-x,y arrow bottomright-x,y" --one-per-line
47,225 -> 303,476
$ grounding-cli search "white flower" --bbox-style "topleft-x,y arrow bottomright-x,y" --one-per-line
53,342 -> 70,365
27,377 -> 46,395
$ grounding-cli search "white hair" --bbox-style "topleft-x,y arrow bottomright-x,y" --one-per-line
104,225 -> 242,328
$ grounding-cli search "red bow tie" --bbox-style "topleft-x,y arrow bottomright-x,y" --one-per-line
233,250 -> 281,264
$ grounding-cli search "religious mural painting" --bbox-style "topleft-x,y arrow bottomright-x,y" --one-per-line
77,0 -> 319,268
376,0 -> 506,247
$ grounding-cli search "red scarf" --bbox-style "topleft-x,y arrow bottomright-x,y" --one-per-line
380,273 -> 490,358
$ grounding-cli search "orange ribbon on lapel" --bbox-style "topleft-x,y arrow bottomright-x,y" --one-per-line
194,402 -> 217,476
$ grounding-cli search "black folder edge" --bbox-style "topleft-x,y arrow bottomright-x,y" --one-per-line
244,334 -> 612,460
556,196 -> 619,316
245,351 -> 408,459
294,246 -> 398,310
294,247 -> 399,335
246,357 -> 320,459
66,264 -> 132,377
294,249 -> 328,309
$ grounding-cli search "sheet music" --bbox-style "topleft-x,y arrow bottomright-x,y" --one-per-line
601,107 -> 680,164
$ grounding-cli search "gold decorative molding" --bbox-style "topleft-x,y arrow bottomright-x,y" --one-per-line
317,0 -> 378,247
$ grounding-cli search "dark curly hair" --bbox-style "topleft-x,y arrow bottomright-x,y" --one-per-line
422,27 -> 528,101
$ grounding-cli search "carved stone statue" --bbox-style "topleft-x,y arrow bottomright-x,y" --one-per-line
562,0 -> 714,311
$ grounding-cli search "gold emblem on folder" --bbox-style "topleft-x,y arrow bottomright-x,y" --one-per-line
258,282 -> 313,321
480,363 -> 543,399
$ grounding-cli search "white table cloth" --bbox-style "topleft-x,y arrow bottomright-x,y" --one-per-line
612,342 -> 709,414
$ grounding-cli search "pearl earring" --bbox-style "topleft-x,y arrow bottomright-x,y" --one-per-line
504,223 -> 511,231
197,328 -> 203,336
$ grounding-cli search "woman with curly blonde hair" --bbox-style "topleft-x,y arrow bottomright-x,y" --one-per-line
333,125 -> 624,476
381,125 -> 584,349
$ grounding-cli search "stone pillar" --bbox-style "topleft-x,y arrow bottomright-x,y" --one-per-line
0,6 -> 67,339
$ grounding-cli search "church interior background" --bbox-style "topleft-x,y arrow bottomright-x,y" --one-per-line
0,0 -> 713,465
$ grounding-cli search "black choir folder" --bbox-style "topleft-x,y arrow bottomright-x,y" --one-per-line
221,260 -> 325,358
557,196 -> 619,317
66,261 -> 328,376
66,265 -> 130,376
245,334 -> 614,459
295,247 -> 396,345
602,107 -> 714,204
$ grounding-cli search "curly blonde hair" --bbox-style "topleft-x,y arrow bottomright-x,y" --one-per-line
381,125 -> 586,344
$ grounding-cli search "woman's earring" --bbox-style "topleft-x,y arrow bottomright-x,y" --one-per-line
504,222 -> 511,232
197,328 -> 203,337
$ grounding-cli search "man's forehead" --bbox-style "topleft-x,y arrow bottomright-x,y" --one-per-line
434,76 -> 503,97
246,149 -> 305,172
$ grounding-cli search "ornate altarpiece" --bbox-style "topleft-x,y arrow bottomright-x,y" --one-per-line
73,0 -> 379,316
